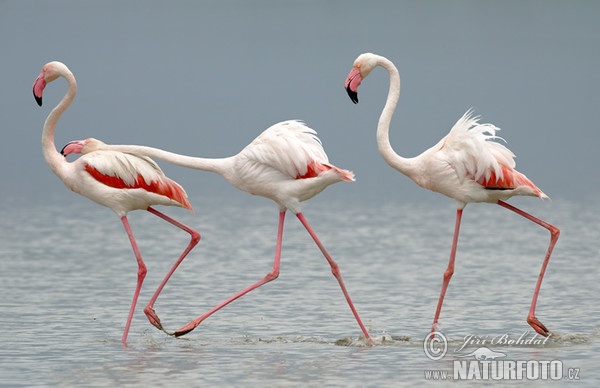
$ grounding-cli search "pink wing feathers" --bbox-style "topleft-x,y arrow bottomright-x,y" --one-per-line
82,151 -> 192,210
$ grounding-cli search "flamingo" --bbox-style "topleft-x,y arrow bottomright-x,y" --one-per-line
63,119 -> 373,344
344,53 -> 560,337
33,61 -> 201,345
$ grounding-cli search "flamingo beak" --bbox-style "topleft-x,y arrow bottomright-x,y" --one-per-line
344,67 -> 362,104
60,140 -> 85,156
33,72 -> 46,106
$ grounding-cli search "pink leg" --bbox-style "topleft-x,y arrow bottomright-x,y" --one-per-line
120,215 -> 147,345
296,212 -> 373,345
143,207 -> 201,333
172,211 -> 286,337
431,208 -> 463,336
498,200 -> 560,336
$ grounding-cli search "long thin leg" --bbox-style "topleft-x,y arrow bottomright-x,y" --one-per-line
431,208 -> 463,336
172,211 -> 286,337
143,206 -> 201,333
296,212 -> 373,345
120,215 -> 147,345
498,200 -> 560,336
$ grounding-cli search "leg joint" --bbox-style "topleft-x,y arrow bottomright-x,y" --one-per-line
443,267 -> 454,281
264,270 -> 279,282
191,230 -> 201,245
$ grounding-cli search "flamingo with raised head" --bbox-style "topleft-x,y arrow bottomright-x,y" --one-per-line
33,61 -> 201,345
63,119 -> 373,344
344,52 -> 559,337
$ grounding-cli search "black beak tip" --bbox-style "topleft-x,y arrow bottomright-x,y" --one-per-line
345,85 -> 359,104
34,92 -> 43,107
60,141 -> 74,157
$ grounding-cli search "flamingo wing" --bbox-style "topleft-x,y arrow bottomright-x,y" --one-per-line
439,110 -> 545,197
242,120 -> 333,179
82,151 -> 192,209
441,110 -> 515,184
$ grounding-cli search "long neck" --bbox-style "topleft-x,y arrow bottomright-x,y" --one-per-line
374,55 -> 415,176
101,144 -> 234,176
42,70 -> 76,178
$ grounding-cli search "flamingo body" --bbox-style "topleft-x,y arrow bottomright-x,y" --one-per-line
345,52 -> 559,336
33,61 -> 200,345
61,149 -> 192,216
404,111 -> 547,207
219,120 -> 354,212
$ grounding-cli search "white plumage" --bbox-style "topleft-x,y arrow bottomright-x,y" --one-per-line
244,120 -> 329,179
34,61 -> 200,345
442,110 -> 511,184
345,52 -> 559,338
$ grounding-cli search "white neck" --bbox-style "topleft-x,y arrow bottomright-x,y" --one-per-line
101,144 -> 235,177
42,69 -> 76,179
372,55 -> 415,177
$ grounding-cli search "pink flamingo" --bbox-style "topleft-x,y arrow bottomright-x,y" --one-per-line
63,119 -> 373,344
33,61 -> 201,345
344,53 -> 560,337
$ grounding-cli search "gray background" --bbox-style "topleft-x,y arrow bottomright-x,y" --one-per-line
2,0 -> 598,205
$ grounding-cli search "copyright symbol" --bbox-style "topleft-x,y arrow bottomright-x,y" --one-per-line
423,331 -> 447,360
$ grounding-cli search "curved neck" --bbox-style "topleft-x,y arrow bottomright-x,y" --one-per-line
374,55 -> 414,176
43,70 -> 76,177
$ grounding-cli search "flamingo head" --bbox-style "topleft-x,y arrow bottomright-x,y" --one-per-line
61,138 -> 106,156
344,53 -> 379,104
33,61 -> 71,106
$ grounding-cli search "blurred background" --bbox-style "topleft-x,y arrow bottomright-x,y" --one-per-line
1,0 -> 598,207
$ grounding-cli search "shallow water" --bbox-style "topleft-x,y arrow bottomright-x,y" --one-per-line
1,194 -> 598,386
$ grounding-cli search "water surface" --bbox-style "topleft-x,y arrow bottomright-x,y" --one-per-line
1,195 -> 598,386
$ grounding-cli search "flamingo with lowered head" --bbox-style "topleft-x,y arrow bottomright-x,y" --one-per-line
33,61 -> 201,345
344,52 -> 559,337
63,120 -> 373,344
